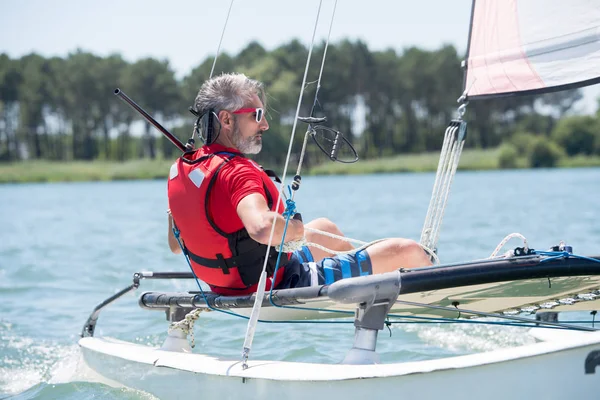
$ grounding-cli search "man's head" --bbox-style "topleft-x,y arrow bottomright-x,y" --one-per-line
193,73 -> 269,154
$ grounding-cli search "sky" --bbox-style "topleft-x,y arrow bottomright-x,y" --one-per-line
2,0 -> 599,114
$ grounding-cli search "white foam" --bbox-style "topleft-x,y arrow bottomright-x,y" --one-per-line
0,366 -> 43,395
400,319 -> 536,354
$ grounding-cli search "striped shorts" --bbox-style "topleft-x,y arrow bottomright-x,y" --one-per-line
276,246 -> 373,289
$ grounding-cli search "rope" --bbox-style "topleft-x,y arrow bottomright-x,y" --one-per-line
489,233 -> 529,258
241,0 -> 326,369
420,118 -> 466,258
172,225 -> 253,322
209,0 -> 235,79
305,226 -> 367,245
275,237 -> 308,253
420,124 -> 454,249
432,137 -> 464,250
536,251 -> 600,264
168,308 -> 204,348
279,226 -> 439,262
421,124 -> 454,246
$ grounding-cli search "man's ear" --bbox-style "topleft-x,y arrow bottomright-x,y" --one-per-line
218,110 -> 232,128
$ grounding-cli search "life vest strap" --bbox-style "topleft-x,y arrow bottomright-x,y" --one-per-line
185,244 -> 267,273
215,253 -> 230,274
263,169 -> 282,183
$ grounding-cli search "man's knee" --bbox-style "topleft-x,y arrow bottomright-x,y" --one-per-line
393,238 -> 431,267
402,238 -> 424,253
307,217 -> 340,234
383,238 -> 425,258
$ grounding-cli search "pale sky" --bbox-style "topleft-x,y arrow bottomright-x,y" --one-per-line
2,0 -> 599,113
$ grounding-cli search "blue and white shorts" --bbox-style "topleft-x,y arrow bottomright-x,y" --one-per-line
276,246 -> 373,289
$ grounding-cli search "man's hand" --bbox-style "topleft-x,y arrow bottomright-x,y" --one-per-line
237,193 -> 304,245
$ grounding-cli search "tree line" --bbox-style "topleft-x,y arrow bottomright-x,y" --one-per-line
1,39 -> 598,168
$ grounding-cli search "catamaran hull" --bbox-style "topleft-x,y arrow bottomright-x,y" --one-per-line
79,333 -> 600,400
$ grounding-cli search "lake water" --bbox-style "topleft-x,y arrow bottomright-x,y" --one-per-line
1,168 -> 599,399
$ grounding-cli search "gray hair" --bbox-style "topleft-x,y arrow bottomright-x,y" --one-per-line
193,72 -> 266,117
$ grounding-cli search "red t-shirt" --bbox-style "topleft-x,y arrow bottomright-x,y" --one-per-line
202,144 -> 284,234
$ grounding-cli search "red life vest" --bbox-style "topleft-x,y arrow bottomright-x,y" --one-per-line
167,149 -> 287,295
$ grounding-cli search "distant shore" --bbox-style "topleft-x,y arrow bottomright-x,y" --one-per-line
1,149 -> 600,184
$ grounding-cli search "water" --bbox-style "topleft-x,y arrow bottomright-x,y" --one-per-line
1,168 -> 599,399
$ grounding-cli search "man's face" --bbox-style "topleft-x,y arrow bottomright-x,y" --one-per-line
230,94 -> 269,154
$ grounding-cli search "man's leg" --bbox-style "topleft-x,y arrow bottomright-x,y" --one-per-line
366,238 -> 432,273
304,218 -> 354,262
300,238 -> 431,288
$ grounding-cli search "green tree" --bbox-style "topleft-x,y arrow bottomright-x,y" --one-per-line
551,115 -> 597,156
539,89 -> 583,117
498,143 -> 519,169
94,54 -> 128,160
236,41 -> 268,70
44,56 -> 71,160
0,54 -> 22,161
364,49 -> 403,157
508,132 -> 538,156
17,53 -> 51,159
123,58 -> 181,159
528,137 -> 564,168
60,50 -> 108,160
513,113 -> 555,137
2,39 -> 595,168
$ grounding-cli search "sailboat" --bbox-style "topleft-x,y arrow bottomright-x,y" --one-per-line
78,1 -> 600,398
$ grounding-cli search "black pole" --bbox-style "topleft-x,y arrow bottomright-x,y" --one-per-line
114,88 -> 187,153
80,271 -> 196,337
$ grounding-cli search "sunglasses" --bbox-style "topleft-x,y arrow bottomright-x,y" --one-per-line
232,107 -> 264,123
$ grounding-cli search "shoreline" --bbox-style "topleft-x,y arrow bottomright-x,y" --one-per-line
1,150 -> 599,184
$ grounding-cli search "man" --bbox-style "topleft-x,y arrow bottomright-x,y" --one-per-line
167,73 -> 431,296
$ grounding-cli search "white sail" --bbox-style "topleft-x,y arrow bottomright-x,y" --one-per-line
463,0 -> 600,100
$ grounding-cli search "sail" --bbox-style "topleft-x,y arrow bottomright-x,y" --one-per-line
462,0 -> 600,100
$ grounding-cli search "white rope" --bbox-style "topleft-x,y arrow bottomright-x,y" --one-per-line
428,127 -> 458,245
420,119 -> 465,256
281,227 -> 440,264
241,0 -> 326,369
432,138 -> 465,249
168,308 -> 204,348
209,0 -> 235,79
305,226 -> 366,245
306,238 -> 440,264
275,237 -> 309,253
420,124 -> 455,248
489,233 -> 529,258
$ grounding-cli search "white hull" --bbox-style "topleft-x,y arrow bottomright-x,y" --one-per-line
80,331 -> 600,400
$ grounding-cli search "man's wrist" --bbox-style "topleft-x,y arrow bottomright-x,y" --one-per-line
288,219 -> 305,241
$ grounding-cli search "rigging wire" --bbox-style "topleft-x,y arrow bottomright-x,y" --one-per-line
241,0 -> 326,369
262,0 -> 343,322
295,0 -> 338,178
209,0 -> 235,79
394,299 -> 599,332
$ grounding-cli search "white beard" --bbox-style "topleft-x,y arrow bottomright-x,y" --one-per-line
232,124 -> 262,154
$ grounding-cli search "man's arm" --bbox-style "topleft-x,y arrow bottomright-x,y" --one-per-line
236,193 -> 304,245
167,212 -> 183,254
